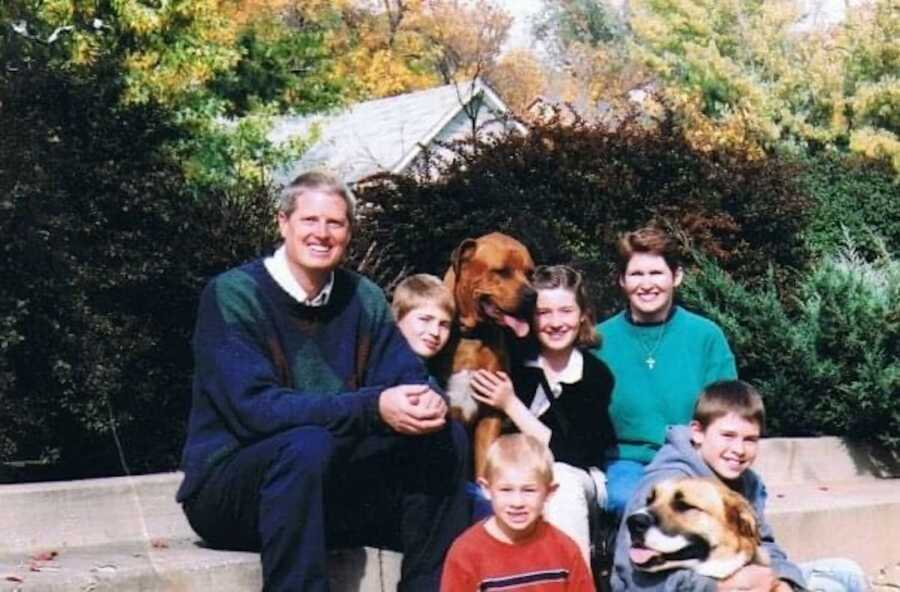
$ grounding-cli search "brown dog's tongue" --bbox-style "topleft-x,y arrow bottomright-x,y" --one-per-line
629,547 -> 660,566
503,314 -> 530,338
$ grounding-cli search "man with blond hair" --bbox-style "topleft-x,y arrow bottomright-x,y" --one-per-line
177,171 -> 470,592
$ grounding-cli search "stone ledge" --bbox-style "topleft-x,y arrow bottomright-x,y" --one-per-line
0,473 -> 188,554
2,437 -> 899,591
755,437 -> 900,485
0,543 -> 401,592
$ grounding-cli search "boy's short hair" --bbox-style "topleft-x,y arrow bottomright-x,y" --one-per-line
391,274 -> 455,321
615,226 -> 682,275
693,380 -> 766,433
482,434 -> 555,485
532,264 -> 600,348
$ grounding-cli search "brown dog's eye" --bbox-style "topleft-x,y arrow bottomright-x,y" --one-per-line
671,494 -> 698,513
646,489 -> 657,505
495,267 -> 512,278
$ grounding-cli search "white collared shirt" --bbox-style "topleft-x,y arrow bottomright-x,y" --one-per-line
264,245 -> 334,307
525,349 -> 584,417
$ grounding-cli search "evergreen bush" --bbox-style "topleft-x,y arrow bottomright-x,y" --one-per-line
681,243 -> 900,453
0,44 -> 277,479
800,153 -> 900,259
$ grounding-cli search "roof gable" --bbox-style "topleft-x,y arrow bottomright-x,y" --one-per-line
270,79 -> 520,184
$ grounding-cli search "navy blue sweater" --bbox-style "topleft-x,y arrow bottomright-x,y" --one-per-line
177,260 -> 426,502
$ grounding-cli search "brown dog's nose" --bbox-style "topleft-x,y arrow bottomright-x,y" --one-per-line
520,286 -> 537,310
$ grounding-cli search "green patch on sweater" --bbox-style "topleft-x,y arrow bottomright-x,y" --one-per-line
290,338 -> 345,394
216,269 -> 265,327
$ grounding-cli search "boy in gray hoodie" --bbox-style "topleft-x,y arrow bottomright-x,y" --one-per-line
612,380 -> 867,592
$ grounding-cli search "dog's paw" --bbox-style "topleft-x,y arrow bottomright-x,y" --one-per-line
446,370 -> 479,424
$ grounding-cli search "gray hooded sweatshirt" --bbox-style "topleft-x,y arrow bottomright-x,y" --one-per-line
611,425 -> 806,592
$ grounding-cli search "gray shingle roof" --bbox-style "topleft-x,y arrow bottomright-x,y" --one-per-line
270,80 -> 516,185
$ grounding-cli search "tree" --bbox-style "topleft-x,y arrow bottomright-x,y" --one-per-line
628,0 -> 900,174
327,0 -> 443,98
485,48 -> 547,114
2,0 -> 349,192
413,0 -> 513,83
532,0 -> 652,111
323,0 -> 515,99
533,0 -> 626,60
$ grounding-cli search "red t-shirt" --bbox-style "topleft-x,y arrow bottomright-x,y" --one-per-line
441,519 -> 595,592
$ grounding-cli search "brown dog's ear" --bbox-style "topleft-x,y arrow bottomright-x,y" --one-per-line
725,492 -> 770,565
445,239 -> 480,329
726,492 -> 760,544
450,239 -> 479,277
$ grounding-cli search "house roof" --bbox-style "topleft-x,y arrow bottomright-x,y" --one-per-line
270,79 -> 518,185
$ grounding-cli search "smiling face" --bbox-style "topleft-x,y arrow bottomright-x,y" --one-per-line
277,189 -> 351,295
619,252 -> 683,323
479,464 -> 555,543
397,303 -> 453,359
534,287 -> 582,355
691,412 -> 761,482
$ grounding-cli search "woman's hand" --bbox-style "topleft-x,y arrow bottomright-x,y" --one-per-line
470,370 -> 516,413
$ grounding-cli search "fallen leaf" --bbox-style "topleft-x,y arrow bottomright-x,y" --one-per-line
150,538 -> 169,549
4,574 -> 24,582
30,550 -> 58,561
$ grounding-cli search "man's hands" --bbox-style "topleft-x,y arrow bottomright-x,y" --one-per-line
717,565 -> 792,592
470,370 -> 516,414
378,384 -> 447,435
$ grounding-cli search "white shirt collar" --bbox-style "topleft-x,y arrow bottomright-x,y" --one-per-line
525,349 -> 584,386
264,245 -> 334,307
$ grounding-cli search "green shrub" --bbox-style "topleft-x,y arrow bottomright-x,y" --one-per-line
681,243 -> 900,453
800,152 -> 900,259
353,111 -> 812,316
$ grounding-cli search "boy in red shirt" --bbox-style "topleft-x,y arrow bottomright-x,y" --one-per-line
441,433 -> 595,591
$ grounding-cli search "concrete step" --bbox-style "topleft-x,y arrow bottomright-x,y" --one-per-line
2,439 -> 899,591
739,438 -> 900,590
755,437 -> 900,485
0,543 -> 401,592
0,473 -> 190,553
765,479 -> 900,590
0,473 -> 401,592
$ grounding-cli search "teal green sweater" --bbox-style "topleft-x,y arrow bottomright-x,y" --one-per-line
590,306 -> 736,464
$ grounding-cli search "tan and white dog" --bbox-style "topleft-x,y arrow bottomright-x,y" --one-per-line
626,477 -> 769,579
436,232 -> 535,478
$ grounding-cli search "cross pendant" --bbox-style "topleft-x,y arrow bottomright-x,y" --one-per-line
646,356 -> 656,369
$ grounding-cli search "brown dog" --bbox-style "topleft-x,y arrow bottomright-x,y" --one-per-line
437,232 -> 535,478
626,477 -> 769,579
